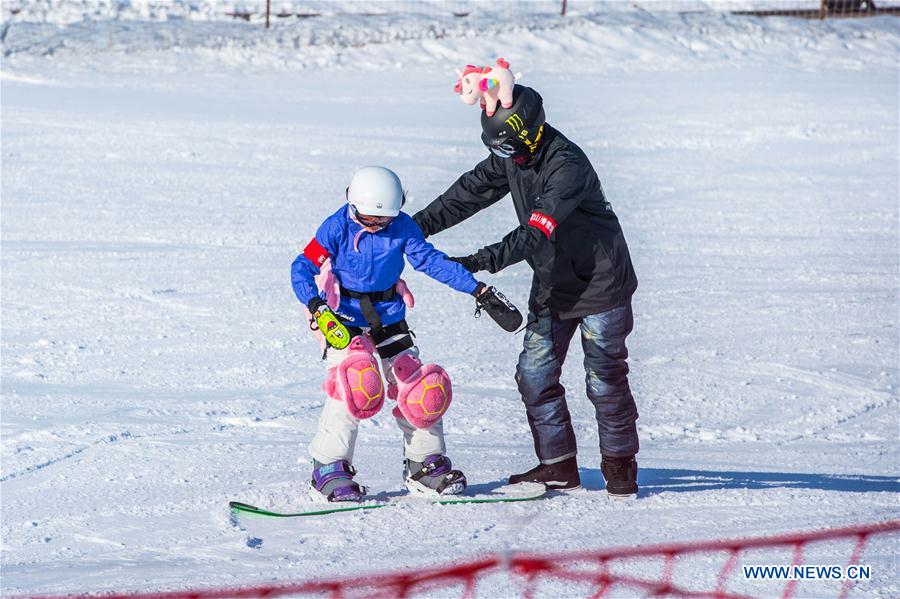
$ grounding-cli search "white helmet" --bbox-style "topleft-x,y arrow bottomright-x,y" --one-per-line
347,166 -> 405,217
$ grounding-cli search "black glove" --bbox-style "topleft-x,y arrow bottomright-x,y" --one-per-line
449,254 -> 481,273
472,283 -> 523,332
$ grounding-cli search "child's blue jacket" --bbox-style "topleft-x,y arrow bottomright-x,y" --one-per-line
292,205 -> 479,328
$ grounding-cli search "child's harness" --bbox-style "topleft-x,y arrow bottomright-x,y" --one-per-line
339,284 -> 414,359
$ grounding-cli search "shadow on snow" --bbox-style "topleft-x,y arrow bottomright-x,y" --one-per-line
579,467 -> 900,495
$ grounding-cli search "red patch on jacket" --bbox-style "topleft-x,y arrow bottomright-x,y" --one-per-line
528,211 -> 557,238
303,237 -> 330,267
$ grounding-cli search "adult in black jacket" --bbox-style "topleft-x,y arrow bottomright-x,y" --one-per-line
413,85 -> 641,496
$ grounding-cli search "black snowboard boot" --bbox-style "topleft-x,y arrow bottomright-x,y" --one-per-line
601,455 -> 638,497
509,456 -> 581,490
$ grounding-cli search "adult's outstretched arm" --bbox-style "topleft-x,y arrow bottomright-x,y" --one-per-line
412,153 -> 509,238
467,162 -> 587,273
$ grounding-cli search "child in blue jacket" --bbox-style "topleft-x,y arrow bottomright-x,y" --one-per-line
291,166 -> 520,501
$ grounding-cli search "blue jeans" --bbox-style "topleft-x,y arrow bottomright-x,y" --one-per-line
515,303 -> 639,463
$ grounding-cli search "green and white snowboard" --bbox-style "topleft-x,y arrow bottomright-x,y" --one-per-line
229,482 -> 547,518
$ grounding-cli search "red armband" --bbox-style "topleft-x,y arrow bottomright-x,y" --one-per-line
528,211 -> 557,238
303,237 -> 330,267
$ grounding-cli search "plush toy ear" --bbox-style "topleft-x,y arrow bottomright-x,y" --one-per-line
497,57 -> 510,69
453,81 -> 462,93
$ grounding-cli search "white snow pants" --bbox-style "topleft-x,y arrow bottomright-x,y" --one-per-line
308,343 -> 446,465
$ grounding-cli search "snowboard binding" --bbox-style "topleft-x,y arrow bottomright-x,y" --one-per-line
404,455 -> 467,498
310,460 -> 367,502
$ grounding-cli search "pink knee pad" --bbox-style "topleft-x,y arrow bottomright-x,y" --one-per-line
391,353 -> 452,429
323,336 -> 384,419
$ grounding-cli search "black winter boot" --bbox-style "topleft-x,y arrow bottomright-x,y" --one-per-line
509,456 -> 581,490
601,455 -> 638,497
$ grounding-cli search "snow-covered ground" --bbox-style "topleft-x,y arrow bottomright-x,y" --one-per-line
1,3 -> 898,597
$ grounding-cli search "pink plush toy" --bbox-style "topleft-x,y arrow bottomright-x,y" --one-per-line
453,58 -> 518,117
